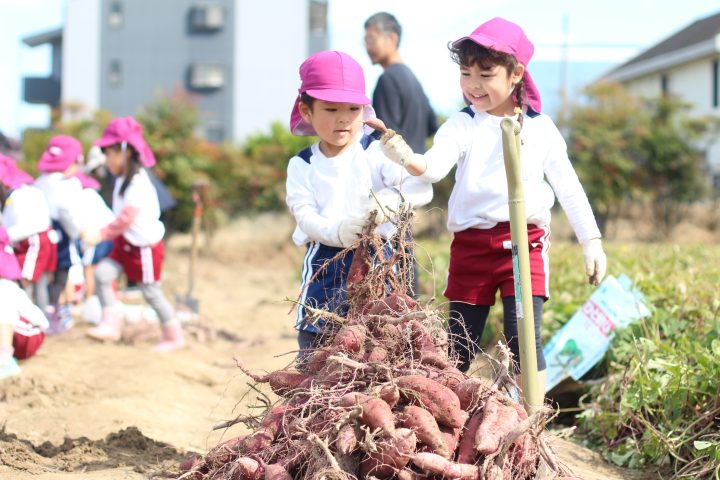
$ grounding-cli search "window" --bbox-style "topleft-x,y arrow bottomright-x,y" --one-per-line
108,60 -> 122,87
189,5 -> 225,32
660,74 -> 669,97
189,63 -> 224,89
205,124 -> 225,143
109,1 -> 123,29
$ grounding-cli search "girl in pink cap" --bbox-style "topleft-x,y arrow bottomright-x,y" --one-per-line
285,50 -> 432,355
0,226 -> 49,379
82,117 -> 184,353
0,154 -> 57,313
34,135 -> 90,333
378,18 -> 607,389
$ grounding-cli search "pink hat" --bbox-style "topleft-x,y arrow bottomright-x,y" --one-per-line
290,50 -> 376,136
0,227 -> 22,280
38,135 -> 84,173
94,117 -> 156,167
0,154 -> 34,189
453,17 -> 542,113
74,172 -> 101,190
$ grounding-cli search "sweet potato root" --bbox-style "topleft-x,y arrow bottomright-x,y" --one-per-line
332,324 -> 367,353
360,428 -> 417,478
454,377 -> 496,411
474,395 -> 522,455
396,375 -> 465,428
456,411 -> 482,464
233,457 -> 261,480
335,423 -> 359,455
400,405 -> 449,458
411,452 -> 479,480
263,463 -> 292,480
361,398 -> 396,436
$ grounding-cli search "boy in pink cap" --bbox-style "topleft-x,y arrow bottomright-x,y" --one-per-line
81,117 -> 184,353
34,135 -> 90,333
0,226 -> 49,379
0,154 -> 56,311
285,50 -> 432,354
379,18 -> 607,389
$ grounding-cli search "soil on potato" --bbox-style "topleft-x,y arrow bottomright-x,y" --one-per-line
0,213 -> 649,480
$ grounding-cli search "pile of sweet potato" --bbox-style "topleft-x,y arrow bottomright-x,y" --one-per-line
179,216 -> 572,480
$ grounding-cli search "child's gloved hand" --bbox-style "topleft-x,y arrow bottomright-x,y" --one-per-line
85,146 -> 106,172
336,216 -> 366,247
582,238 -> 607,286
365,188 -> 403,225
380,131 -> 414,166
81,229 -> 102,248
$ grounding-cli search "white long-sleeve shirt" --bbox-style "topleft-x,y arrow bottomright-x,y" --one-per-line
34,173 -> 87,239
112,169 -> 165,246
417,106 -> 601,244
0,278 -> 49,331
286,133 -> 433,247
1,185 -> 52,243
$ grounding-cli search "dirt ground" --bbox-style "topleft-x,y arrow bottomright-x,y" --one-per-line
0,213 -> 645,480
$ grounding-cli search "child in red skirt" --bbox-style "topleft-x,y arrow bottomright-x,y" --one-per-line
0,227 -> 49,379
0,154 -> 57,311
82,117 -> 184,353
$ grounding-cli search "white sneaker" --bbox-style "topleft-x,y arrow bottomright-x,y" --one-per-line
0,357 -> 21,380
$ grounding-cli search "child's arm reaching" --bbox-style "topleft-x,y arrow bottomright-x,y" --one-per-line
365,118 -> 427,176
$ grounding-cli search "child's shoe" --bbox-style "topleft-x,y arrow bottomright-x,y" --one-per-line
87,307 -> 123,342
0,357 -> 21,380
152,320 -> 185,353
46,304 -> 74,335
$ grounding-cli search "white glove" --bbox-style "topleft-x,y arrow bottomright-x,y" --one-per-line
582,238 -> 607,286
336,216 -> 365,248
366,188 -> 403,225
380,131 -> 414,166
85,146 -> 106,173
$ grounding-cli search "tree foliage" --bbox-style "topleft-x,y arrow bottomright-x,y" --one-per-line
567,83 -> 717,236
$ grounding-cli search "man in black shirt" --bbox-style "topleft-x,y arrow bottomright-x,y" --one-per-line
365,12 -> 438,298
364,12 -> 438,153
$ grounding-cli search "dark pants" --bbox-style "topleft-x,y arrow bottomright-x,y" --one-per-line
448,296 -> 546,373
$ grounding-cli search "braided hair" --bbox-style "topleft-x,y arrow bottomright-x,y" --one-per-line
449,40 -> 527,126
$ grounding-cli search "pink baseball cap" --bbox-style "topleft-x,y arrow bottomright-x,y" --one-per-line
94,116 -> 156,167
453,17 -> 542,113
290,50 -> 376,136
38,135 -> 84,173
0,154 -> 34,189
0,227 -> 22,280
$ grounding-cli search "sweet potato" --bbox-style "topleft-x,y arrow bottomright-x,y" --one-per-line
332,324 -> 367,353
334,423 -> 359,455
339,391 -> 369,407
207,436 -> 245,466
396,375 -> 465,428
439,424 -> 463,459
304,349 -> 331,373
400,405 -> 449,458
362,292 -> 419,316
233,457 -> 261,480
411,452 -> 479,480
396,468 -> 429,480
241,429 -> 274,454
375,383 -> 400,407
360,428 -> 417,478
366,345 -> 389,363
267,370 -> 310,396
361,398 -> 396,436
434,367 -> 466,391
454,377 -> 496,411
456,411 -> 482,464
263,463 -> 292,480
260,406 -> 287,438
474,395 -> 522,455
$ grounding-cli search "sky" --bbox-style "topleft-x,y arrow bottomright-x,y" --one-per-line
2,0 -> 720,139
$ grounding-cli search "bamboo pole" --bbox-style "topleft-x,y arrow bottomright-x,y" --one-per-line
500,117 -> 542,412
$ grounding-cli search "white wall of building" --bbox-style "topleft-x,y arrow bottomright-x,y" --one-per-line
233,0 -> 308,142
62,0 -> 100,116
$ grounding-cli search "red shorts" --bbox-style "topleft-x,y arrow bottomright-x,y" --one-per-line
13,229 -> 58,282
109,236 -> 164,283
444,223 -> 551,305
13,316 -> 46,360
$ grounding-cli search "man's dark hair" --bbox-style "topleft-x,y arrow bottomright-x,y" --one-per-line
364,12 -> 402,47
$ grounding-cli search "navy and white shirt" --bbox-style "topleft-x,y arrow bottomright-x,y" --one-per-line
285,132 -> 432,332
